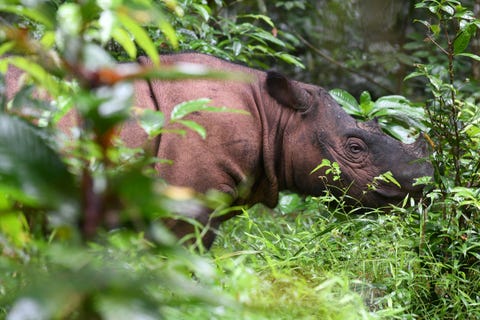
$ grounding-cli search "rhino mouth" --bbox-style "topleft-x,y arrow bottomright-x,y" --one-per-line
373,187 -> 423,205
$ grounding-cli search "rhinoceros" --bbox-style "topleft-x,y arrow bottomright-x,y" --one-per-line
3,53 -> 432,247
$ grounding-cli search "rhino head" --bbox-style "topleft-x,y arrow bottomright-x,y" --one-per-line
266,71 -> 433,208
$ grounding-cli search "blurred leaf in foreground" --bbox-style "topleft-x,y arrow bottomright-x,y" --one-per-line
0,114 -> 79,213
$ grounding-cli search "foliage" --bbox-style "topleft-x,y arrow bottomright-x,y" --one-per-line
329,88 -> 427,142
0,0 -> 268,318
0,0 -> 363,319
216,193 -> 480,319
96,0 -> 303,69
399,0 -> 480,317
0,0 -> 479,319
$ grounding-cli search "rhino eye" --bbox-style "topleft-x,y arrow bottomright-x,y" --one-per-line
346,138 -> 367,155
349,143 -> 363,153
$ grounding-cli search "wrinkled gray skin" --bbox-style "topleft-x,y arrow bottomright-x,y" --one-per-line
3,53 -> 433,247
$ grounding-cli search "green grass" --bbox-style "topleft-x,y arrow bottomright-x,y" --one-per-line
2,193 -> 479,319
206,194 -> 480,319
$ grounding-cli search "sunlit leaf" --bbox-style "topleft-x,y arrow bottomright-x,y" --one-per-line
456,52 -> 480,62
375,171 -> 401,188
170,98 -> 249,121
249,29 -> 285,47
0,5 -> 54,29
359,91 -> 374,115
40,31 -> 56,48
175,119 -> 207,139
239,14 -> 275,28
310,158 -> 333,174
118,12 -> 159,65
159,19 -> 178,49
0,56 -> 63,97
278,193 -> 304,214
441,4 -> 455,16
329,89 -> 361,116
0,41 -> 15,56
0,212 -> 30,248
277,53 -> 305,69
232,41 -> 242,56
193,3 -> 211,21
112,27 -> 137,58
141,65 -> 252,82
170,98 -> 211,120
404,71 -> 424,81
139,109 -> 165,138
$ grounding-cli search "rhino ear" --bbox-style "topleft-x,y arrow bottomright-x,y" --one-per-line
362,118 -> 383,133
266,71 -> 311,111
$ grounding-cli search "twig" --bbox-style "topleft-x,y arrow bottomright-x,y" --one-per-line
295,33 -> 395,94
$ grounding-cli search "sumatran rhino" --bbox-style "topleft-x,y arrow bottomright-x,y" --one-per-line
3,53 -> 433,247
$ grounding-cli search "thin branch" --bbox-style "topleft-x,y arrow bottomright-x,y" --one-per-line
295,33 -> 395,94
425,34 -> 450,56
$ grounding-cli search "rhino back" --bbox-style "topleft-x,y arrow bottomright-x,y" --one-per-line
138,53 -> 268,202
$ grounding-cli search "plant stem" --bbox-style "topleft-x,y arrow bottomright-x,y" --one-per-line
444,25 -> 461,187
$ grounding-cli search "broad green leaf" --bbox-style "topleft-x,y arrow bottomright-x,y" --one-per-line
118,12 -> 159,65
383,125 -> 417,143
382,126 -> 407,142
232,41 -> 242,56
239,14 -> 275,28
2,56 -> 63,97
454,29 -> 472,54
451,187 -> 480,209
112,27 -> 137,58
139,109 -> 165,138
0,5 -> 54,29
404,71 -> 424,81
170,98 -> 212,120
373,96 -> 410,110
278,193 -> 304,214
170,98 -> 249,121
141,64 -> 253,83
430,24 -> 441,35
0,41 -> 15,57
277,53 -> 305,69
249,29 -> 285,47
465,123 -> 480,138
193,3 -> 211,21
0,114 -> 78,208
441,4 -> 455,16
159,19 -> 178,49
176,119 -> 207,139
0,212 -> 30,248
329,89 -> 361,116
375,171 -> 401,188
40,31 -> 56,48
372,96 -> 425,123
456,52 -> 480,62
310,158 -> 332,174
359,91 -> 374,115
427,74 -> 443,91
